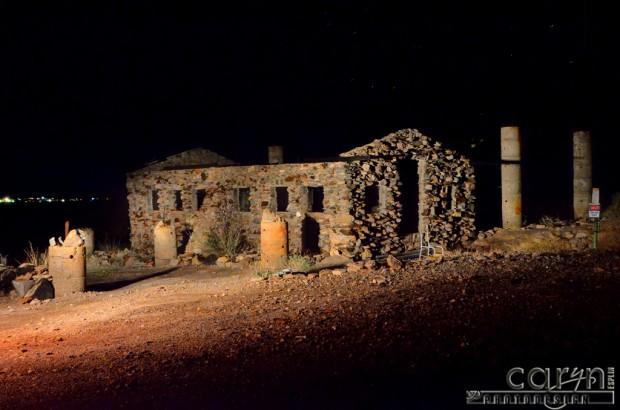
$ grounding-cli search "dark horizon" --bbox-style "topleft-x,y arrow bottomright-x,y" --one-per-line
1,1 -> 618,201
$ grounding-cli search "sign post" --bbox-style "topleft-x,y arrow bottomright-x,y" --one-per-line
589,188 -> 601,249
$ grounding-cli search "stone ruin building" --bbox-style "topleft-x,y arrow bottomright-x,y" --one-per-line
126,129 -> 476,260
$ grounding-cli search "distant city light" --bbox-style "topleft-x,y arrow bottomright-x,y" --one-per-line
0,196 -> 109,204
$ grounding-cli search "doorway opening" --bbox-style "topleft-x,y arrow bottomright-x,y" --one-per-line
179,228 -> 193,254
302,216 -> 320,254
396,159 -> 419,235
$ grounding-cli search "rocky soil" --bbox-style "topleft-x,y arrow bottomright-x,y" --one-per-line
0,250 -> 619,409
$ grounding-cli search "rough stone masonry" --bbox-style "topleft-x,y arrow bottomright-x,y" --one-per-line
126,129 -> 475,260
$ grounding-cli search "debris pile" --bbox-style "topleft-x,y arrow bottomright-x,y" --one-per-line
470,221 -> 594,253
6,263 -> 54,303
86,248 -> 151,269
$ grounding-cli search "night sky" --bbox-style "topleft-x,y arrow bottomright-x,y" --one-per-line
1,0 -> 618,201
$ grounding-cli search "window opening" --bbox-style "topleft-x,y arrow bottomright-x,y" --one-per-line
193,189 -> 206,211
173,190 -> 182,210
235,188 -> 251,212
308,186 -> 324,212
275,187 -> 288,212
148,190 -> 160,211
364,185 -> 380,214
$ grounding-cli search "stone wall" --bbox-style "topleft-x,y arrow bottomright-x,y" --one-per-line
126,128 -> 475,261
341,128 -> 476,252
126,162 -> 357,258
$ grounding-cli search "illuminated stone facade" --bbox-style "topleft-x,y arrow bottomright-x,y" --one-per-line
126,129 -> 475,259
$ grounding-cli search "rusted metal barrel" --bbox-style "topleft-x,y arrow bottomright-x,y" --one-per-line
154,221 -> 177,266
48,245 -> 86,296
261,209 -> 288,268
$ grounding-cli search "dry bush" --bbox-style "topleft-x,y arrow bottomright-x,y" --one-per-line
539,215 -> 567,227
249,255 -> 314,278
285,254 -> 314,273
604,192 -> 620,220
206,205 -> 247,260
22,242 -> 47,266
97,235 -> 125,253
250,261 -> 273,279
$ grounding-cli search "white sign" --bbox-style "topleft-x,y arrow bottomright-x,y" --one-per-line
592,187 -> 600,204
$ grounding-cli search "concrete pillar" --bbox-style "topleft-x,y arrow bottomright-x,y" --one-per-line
501,126 -> 522,229
154,221 -> 177,266
268,146 -> 284,164
573,131 -> 592,220
78,228 -> 95,255
261,209 -> 288,268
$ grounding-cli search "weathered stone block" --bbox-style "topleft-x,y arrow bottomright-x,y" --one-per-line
12,279 -> 34,298
24,278 -> 55,300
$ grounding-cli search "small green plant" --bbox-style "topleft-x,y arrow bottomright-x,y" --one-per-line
284,254 -> 314,273
206,205 -> 247,259
22,242 -> 47,266
250,261 -> 273,279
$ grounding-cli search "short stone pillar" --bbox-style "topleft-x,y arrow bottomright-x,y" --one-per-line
48,245 -> 86,297
154,221 -> 177,266
79,228 -> 95,255
261,209 -> 288,268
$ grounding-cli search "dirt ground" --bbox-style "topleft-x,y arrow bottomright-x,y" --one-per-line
0,250 -> 619,409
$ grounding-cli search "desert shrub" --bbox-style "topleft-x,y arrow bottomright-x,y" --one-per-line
250,261 -> 273,279
22,242 -> 47,266
249,255 -> 314,278
285,254 -> 314,273
97,235 -> 126,253
604,193 -> 620,220
206,206 -> 247,259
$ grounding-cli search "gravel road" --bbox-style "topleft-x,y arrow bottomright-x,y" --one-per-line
1,250 -> 618,409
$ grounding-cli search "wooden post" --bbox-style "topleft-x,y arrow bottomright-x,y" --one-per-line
64,220 -> 70,239
501,126 -> 522,229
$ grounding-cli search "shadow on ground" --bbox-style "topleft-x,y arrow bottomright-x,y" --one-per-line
86,268 -> 179,292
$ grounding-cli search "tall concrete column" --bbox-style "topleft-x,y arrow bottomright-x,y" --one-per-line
501,126 -> 522,229
573,131 -> 592,220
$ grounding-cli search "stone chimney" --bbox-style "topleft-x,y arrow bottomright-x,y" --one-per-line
268,146 -> 284,164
